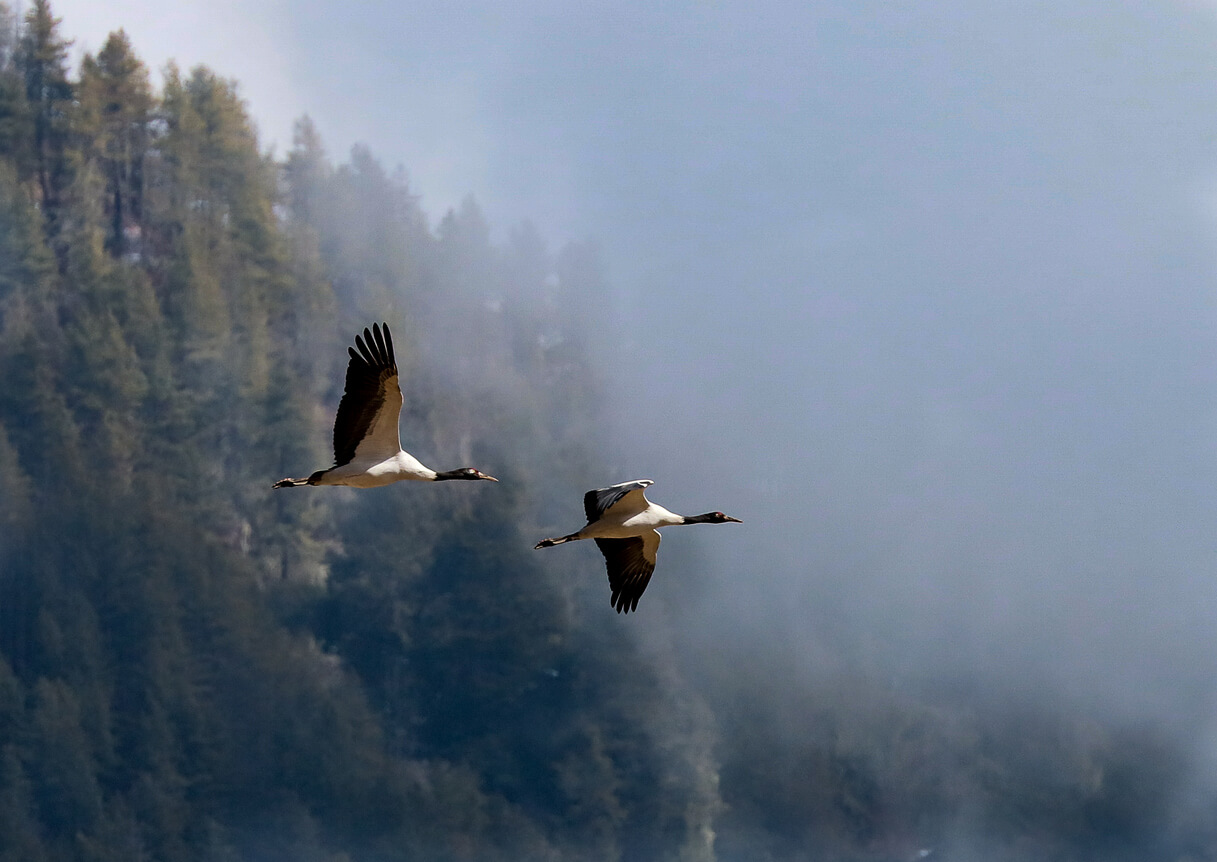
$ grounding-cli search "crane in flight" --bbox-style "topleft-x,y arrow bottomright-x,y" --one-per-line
273,323 -> 498,489
535,479 -> 740,613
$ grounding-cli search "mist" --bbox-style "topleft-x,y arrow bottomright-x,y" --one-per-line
31,0 -> 1217,857
625,2 -> 1217,726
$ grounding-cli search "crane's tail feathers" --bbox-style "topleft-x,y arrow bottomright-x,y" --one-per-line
534,535 -> 577,549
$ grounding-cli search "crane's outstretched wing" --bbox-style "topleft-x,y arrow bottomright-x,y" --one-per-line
596,530 -> 660,613
584,479 -> 654,523
332,323 -> 402,466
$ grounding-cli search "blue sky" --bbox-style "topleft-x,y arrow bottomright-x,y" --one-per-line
52,0 -> 1217,724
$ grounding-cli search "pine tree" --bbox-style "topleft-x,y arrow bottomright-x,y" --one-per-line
283,115 -> 328,230
77,30 -> 152,259
17,0 -> 72,233
0,423 -> 31,553
28,678 -> 104,840
0,2 -> 30,178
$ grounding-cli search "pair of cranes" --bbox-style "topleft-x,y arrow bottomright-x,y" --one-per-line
274,323 -> 741,614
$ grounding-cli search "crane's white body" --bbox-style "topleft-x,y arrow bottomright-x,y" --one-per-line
314,451 -> 437,487
564,480 -> 676,538
573,505 -> 681,538
574,486 -> 683,539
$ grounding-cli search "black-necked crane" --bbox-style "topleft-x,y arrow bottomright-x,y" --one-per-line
273,323 -> 498,489
534,479 -> 741,613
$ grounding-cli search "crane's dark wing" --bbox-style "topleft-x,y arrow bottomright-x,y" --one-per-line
584,479 -> 653,522
332,323 -> 402,466
596,530 -> 661,613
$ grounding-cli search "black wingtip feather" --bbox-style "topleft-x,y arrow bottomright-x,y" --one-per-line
382,323 -> 395,365
349,325 -> 396,372
355,331 -> 373,366
372,322 -> 386,360
610,590 -> 636,614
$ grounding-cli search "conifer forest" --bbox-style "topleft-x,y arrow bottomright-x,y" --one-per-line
0,3 -> 1215,860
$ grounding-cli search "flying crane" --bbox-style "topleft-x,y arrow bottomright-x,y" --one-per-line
273,323 -> 498,489
535,479 -> 741,612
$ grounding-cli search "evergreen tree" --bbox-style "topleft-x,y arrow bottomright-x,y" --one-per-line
17,0 -> 72,232
0,2 -> 30,179
76,30 -> 151,259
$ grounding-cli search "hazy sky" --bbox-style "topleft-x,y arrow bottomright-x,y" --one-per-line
51,0 -> 1217,727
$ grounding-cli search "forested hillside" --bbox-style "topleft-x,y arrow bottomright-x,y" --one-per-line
0,3 -> 719,859
0,3 -> 1215,861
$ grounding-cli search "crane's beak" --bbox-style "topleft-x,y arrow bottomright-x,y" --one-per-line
724,515 -> 743,523
478,472 -> 499,482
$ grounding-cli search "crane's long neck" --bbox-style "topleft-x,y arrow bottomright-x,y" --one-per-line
432,468 -> 498,482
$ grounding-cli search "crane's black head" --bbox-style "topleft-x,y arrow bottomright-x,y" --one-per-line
434,468 -> 499,482
685,511 -> 743,524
